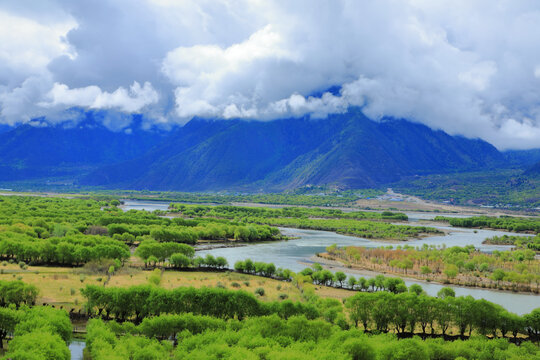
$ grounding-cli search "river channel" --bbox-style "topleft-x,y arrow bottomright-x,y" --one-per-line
122,200 -> 539,315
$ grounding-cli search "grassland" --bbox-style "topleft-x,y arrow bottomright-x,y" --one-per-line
0,261 -> 355,312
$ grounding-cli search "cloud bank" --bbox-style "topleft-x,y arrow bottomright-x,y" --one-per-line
1,0 -> 540,149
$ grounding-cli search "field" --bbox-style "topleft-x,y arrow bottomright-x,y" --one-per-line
0,262 -> 331,310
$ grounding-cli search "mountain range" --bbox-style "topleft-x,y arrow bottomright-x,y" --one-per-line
0,114 -> 166,181
82,109 -> 505,191
0,108 -> 538,191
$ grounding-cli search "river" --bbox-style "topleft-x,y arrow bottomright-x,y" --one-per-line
69,340 -> 85,360
123,200 -> 540,315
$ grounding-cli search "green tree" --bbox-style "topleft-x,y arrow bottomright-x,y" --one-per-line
335,272 -> 347,288
437,287 -> 455,299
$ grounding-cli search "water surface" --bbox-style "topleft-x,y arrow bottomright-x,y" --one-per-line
124,200 -> 540,314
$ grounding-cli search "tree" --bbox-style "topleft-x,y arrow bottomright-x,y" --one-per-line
420,266 -> 431,276
437,287 -> 455,299
342,337 -> 376,360
346,293 -> 375,329
435,298 -> 453,335
416,295 -> 436,335
347,276 -> 357,290
5,331 -> 70,360
449,296 -> 475,337
524,307 -> 540,338
215,257 -> 229,270
443,264 -> 459,281
472,299 -> 502,336
170,253 -> 191,268
0,307 -> 20,349
234,261 -> 245,273
491,269 -> 505,286
408,284 -> 423,296
335,272 -> 347,288
372,292 -> 393,332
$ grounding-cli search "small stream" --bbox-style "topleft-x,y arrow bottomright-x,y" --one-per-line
69,340 -> 85,360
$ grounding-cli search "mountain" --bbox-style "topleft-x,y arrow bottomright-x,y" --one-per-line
525,161 -> 540,177
0,114 -> 167,181
81,109 -> 504,191
0,124 -> 12,134
503,149 -> 540,168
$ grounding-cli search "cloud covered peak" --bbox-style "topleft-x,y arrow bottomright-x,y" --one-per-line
1,0 -> 540,149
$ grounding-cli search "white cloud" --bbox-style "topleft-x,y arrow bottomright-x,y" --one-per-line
0,10 -> 75,76
40,81 -> 159,113
1,0 -> 540,149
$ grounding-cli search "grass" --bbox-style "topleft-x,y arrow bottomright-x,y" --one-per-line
0,263 -> 356,309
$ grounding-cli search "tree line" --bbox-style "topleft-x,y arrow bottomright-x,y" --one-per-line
81,285 -> 320,323
326,244 -> 540,292
436,215 -> 540,233
0,232 -> 130,266
169,203 -> 408,221
485,234 -> 540,251
346,291 -> 540,340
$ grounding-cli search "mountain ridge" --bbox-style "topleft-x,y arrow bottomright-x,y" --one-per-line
81,109 -> 505,191
0,113 -> 167,181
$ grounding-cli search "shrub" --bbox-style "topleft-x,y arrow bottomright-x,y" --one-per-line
255,288 -> 265,296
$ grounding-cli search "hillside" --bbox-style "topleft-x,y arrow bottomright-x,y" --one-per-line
0,114 -> 166,181
82,109 -> 504,191
525,161 -> 540,177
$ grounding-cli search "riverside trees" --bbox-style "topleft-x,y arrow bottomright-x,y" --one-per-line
81,285 -> 319,322
328,244 -> 540,292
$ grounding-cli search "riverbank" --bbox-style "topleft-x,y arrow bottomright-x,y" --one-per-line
315,252 -> 540,295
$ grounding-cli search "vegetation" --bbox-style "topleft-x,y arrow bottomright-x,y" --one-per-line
81,285 -> 320,322
0,232 -> 130,266
1,194 -> 540,358
393,170 -> 540,209
0,196 -> 283,266
436,215 -> 540,233
0,280 -> 38,308
0,306 -> 71,359
169,204 -> 443,240
168,204 -> 408,221
85,313 -> 540,360
485,234 -> 540,251
86,188 -> 383,206
325,245 -> 540,292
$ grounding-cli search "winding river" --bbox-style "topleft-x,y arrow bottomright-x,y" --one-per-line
122,200 -> 540,315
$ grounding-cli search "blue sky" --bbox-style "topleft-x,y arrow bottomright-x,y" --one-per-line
1,0 -> 540,149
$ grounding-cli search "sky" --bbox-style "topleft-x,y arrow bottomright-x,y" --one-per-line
1,0 -> 540,149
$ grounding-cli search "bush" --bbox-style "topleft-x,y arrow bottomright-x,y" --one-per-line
255,288 -> 265,296
148,269 -> 162,286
